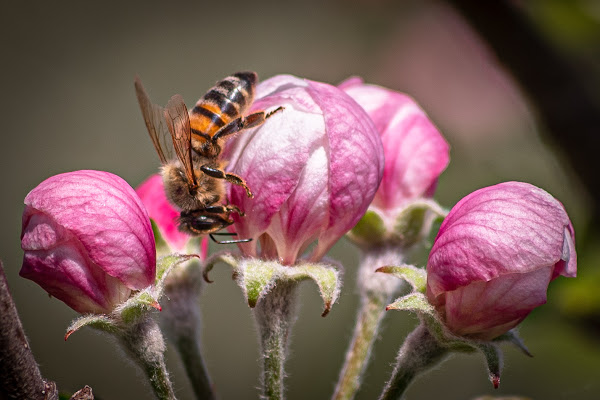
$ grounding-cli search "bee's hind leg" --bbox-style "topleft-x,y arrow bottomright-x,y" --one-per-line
212,106 -> 284,142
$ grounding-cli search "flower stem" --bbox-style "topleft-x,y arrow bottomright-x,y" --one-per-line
254,282 -> 298,400
120,315 -> 176,400
332,293 -> 387,400
332,246 -> 404,400
174,334 -> 214,400
160,263 -> 215,400
379,323 -> 448,400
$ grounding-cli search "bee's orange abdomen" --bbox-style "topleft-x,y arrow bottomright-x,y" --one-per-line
189,72 -> 256,140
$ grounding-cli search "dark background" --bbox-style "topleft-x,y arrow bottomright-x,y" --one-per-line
2,1 -> 599,399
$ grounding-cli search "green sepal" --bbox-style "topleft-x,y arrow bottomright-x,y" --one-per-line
285,262 -> 341,316
154,253 -> 200,290
118,253 -> 200,323
493,329 -> 533,357
347,199 -> 447,249
65,314 -> 118,340
475,342 -> 503,389
204,254 -> 341,317
117,290 -> 161,324
241,260 -> 278,308
393,199 -> 447,247
150,218 -> 170,256
386,292 -> 435,315
348,210 -> 386,246
376,264 -> 427,293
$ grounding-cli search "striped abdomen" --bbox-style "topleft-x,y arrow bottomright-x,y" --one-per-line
189,72 -> 257,140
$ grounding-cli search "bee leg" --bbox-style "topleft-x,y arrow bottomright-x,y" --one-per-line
209,233 -> 252,244
210,232 -> 238,236
204,204 -> 245,217
212,106 -> 284,142
200,165 -> 254,198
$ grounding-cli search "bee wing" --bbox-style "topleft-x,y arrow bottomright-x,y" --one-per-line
163,94 -> 198,188
134,76 -> 173,164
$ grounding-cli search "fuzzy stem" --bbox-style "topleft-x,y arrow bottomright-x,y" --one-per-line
332,247 -> 405,400
254,282 -> 298,400
379,323 -> 448,400
119,315 -> 175,400
160,263 -> 214,400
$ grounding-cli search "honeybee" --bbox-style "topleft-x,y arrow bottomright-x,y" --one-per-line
134,72 -> 283,243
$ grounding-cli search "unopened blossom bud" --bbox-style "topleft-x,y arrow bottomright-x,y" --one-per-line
136,174 -> 207,256
226,74 -> 384,265
426,181 -> 576,340
341,78 -> 449,211
20,170 -> 156,314
341,78 -> 449,247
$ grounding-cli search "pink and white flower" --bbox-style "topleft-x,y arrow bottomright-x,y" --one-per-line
20,170 -> 156,314
426,181 -> 577,340
225,75 -> 384,265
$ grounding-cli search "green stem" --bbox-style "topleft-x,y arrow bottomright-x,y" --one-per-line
160,263 -> 215,400
174,328 -> 214,400
332,246 -> 405,400
120,316 -> 176,400
379,323 -> 448,400
332,293 -> 387,400
254,282 -> 298,400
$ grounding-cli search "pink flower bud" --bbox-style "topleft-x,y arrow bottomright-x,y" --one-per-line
426,182 -> 577,340
340,77 -> 449,213
226,75 -> 384,265
20,170 -> 156,314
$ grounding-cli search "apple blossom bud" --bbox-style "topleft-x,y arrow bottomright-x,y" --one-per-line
340,78 -> 449,248
20,170 -> 156,314
426,181 -> 577,340
340,77 -> 449,213
225,75 -> 384,265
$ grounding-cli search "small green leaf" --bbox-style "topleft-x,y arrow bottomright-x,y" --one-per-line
65,314 -> 117,340
376,264 -> 427,293
387,292 -> 435,314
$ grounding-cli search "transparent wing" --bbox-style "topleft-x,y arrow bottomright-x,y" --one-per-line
134,76 -> 173,164
164,94 -> 197,187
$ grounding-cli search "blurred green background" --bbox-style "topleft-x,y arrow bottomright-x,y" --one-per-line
2,0 -> 599,399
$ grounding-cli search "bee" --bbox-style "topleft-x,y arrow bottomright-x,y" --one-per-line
134,72 -> 283,243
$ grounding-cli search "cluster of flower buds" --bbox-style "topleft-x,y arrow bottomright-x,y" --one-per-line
17,72 -> 577,400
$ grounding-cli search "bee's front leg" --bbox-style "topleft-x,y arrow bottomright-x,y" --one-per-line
200,165 -> 253,198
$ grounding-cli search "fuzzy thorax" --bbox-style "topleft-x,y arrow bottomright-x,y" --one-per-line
161,161 -> 223,212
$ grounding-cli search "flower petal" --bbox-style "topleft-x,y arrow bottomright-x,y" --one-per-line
22,170 -> 155,290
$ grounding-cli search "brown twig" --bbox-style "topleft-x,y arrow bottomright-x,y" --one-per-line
0,260 -> 58,400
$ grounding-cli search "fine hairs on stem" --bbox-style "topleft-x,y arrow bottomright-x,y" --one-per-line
119,316 -> 175,400
254,282 -> 299,400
